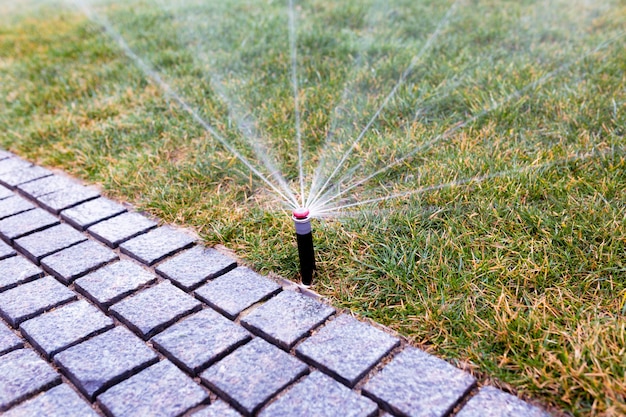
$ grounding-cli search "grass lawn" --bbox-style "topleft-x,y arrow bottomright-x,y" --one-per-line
1,0 -> 625,415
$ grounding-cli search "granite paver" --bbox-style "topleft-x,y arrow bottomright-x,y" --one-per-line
14,224 -> 87,263
20,300 -> 114,359
54,326 -> 159,400
456,386 -> 551,417
296,314 -> 400,387
110,281 -> 202,340
189,400 -> 243,417
242,290 -> 335,349
259,371 -> 378,417
0,185 -> 14,200
36,185 -> 100,214
0,256 -> 44,292
363,347 -> 476,417
119,225 -> 195,265
0,165 -> 53,189
3,383 -> 100,417
17,175 -> 76,199
0,276 -> 77,327
60,197 -> 127,231
75,260 -> 157,309
201,338 -> 308,416
0,157 -> 32,176
87,211 -> 158,248
41,240 -> 118,284
0,321 -> 23,356
0,239 -> 15,260
0,195 -> 35,220
97,360 -> 209,417
156,246 -> 237,290
0,208 -> 59,242
0,348 -> 61,411
152,308 -> 251,375
195,267 -> 281,319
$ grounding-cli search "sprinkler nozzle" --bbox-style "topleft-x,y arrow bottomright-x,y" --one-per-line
292,208 -> 315,286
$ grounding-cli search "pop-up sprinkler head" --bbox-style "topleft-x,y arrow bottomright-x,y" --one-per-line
292,207 -> 316,286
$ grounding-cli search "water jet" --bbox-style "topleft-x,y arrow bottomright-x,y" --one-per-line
292,207 -> 315,286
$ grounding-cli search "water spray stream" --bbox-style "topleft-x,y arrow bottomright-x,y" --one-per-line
71,0 -> 300,209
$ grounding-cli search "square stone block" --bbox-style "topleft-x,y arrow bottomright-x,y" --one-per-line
98,360 -> 209,417
14,224 -> 87,264
156,246 -> 237,290
0,256 -> 44,292
41,240 -> 118,284
0,185 -> 13,200
20,299 -> 114,359
455,386 -> 551,417
242,290 -> 335,349
0,349 -> 61,411
36,185 -> 100,214
0,276 -> 77,328
200,338 -> 308,416
195,267 -> 281,319
0,321 -> 23,356
54,326 -> 159,400
0,240 -> 15,260
189,401 -> 242,417
0,157 -> 32,176
75,260 -> 157,309
152,308 -> 251,375
60,197 -> 127,231
0,165 -> 53,189
3,384 -> 100,417
0,195 -> 35,220
363,347 -> 476,417
0,208 -> 59,242
17,175 -> 76,199
258,371 -> 378,417
296,314 -> 400,387
119,226 -> 195,265
110,281 -> 202,340
87,211 -> 157,248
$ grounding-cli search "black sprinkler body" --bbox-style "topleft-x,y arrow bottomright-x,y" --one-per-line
293,208 -> 316,286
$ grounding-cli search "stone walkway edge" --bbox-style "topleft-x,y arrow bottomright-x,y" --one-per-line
0,150 -> 552,417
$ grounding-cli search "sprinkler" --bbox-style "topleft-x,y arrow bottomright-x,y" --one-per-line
292,207 -> 316,286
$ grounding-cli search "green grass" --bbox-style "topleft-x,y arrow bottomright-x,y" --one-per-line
1,0 -> 625,415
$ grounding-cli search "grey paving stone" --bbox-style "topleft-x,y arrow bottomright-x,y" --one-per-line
14,224 -> 87,263
156,246 -> 237,291
119,226 -> 195,265
152,308 -> 251,375
0,208 -> 59,242
195,267 -> 281,320
41,240 -> 118,284
0,165 -> 53,189
0,239 -> 16,260
0,256 -> 44,292
259,371 -> 378,417
3,383 -> 100,417
0,276 -> 77,327
20,300 -> 114,359
242,290 -> 335,349
98,360 -> 209,417
110,281 -> 202,340
456,386 -> 551,417
0,185 -> 14,200
0,150 -> 14,160
54,326 -> 159,400
0,157 -> 32,176
200,338 -> 308,416
189,401 -> 242,417
75,260 -> 157,309
60,197 -> 127,231
296,314 -> 400,387
17,175 -> 76,199
37,185 -> 100,214
0,321 -> 23,355
87,211 -> 158,248
0,195 -> 35,220
362,347 -> 476,417
0,348 -> 61,411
